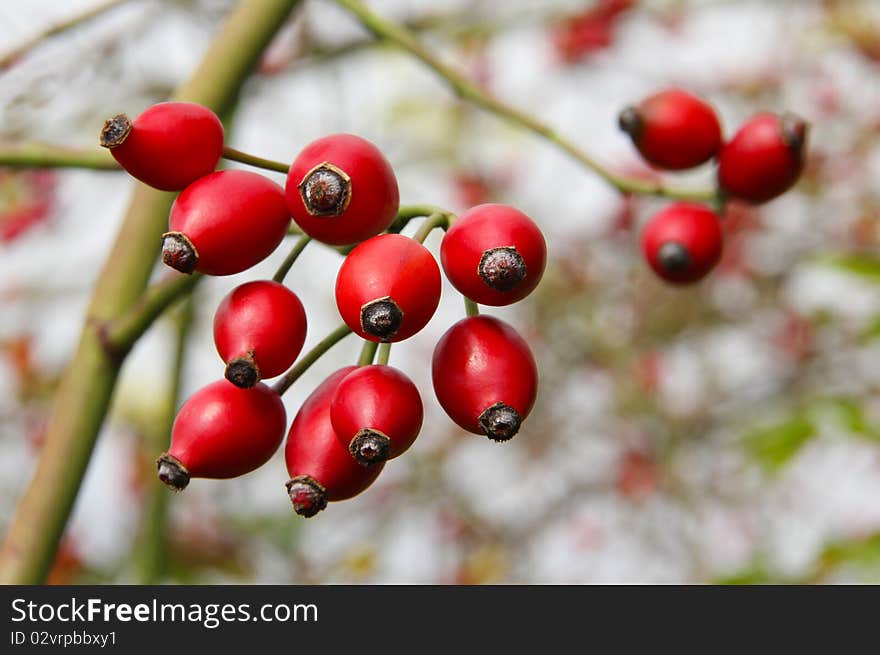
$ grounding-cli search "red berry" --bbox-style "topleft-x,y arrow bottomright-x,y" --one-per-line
330,365 -> 423,465
440,204 -> 547,306
163,170 -> 290,275
157,380 -> 286,491
285,367 -> 385,518
432,316 -> 538,442
717,112 -> 808,204
619,89 -> 722,170
213,280 -> 307,388
100,102 -> 224,191
285,134 -> 399,246
335,234 -> 441,343
641,202 -> 722,284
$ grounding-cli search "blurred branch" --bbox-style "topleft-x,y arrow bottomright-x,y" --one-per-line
0,142 -> 118,170
0,0 -> 127,70
334,0 -> 717,203
133,294 -> 195,584
0,0 -> 304,585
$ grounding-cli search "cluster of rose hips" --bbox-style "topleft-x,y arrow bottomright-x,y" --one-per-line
619,88 -> 809,284
100,102 -> 546,517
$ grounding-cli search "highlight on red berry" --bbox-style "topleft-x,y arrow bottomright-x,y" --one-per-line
163,170 -> 290,276
335,233 -> 441,343
330,365 -> 423,465
440,204 -> 547,306
213,280 -> 308,388
285,133 -> 399,246
432,315 -> 538,442
157,380 -> 286,491
717,112 -> 809,204
641,202 -> 723,284
618,88 -> 722,171
285,367 -> 385,518
100,101 -> 224,191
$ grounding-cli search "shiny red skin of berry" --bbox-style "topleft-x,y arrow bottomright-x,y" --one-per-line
440,204 -> 547,306
432,316 -> 538,436
717,112 -> 807,204
108,102 -> 224,191
330,365 -> 423,461
621,89 -> 722,170
213,280 -> 307,379
168,380 -> 286,479
335,234 -> 441,343
285,134 -> 399,246
285,367 -> 385,501
641,202 -> 723,284
168,170 -> 290,276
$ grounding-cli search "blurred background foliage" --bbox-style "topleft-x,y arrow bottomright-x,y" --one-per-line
2,0 -> 880,583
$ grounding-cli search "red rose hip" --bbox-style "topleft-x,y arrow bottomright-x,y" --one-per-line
432,316 -> 538,442
100,101 -> 224,191
213,280 -> 308,388
285,367 -> 385,517
330,365 -> 423,465
619,89 -> 722,170
285,134 -> 399,246
335,234 -> 441,343
717,112 -> 808,203
163,170 -> 290,275
441,204 -> 547,306
157,380 -> 286,491
641,202 -> 722,284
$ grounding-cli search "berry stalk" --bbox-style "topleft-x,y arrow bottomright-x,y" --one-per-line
272,234 -> 312,283
272,323 -> 354,396
221,145 -> 290,174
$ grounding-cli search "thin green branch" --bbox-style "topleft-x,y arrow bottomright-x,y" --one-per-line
376,342 -> 391,366
334,0 -> 718,203
465,298 -> 480,317
0,141 -> 119,170
222,145 -> 290,174
358,340 -> 379,366
413,210 -> 453,244
0,0 -> 304,586
273,235 -> 312,283
273,323 -> 353,395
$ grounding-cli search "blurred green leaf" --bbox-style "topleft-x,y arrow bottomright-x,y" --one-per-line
743,413 -> 815,472
819,532 -> 880,571
817,253 -> 880,282
823,397 -> 880,441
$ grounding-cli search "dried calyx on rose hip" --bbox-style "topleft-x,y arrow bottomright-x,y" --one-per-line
335,233 -> 441,343
157,380 -> 286,491
329,365 -> 423,465
100,101 -> 224,191
163,170 -> 290,276
618,88 -> 722,171
285,367 -> 385,518
641,202 -> 723,284
213,280 -> 308,388
717,112 -> 809,204
432,315 -> 538,442
285,134 -> 399,246
440,203 -> 547,306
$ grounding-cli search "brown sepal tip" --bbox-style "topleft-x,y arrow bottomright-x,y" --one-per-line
286,475 -> 328,518
478,402 -> 522,442
349,428 -> 391,466
161,231 -> 198,275
225,352 -> 260,388
479,246 -> 527,292
360,296 -> 403,342
157,452 -> 190,491
100,114 -> 132,148
298,161 -> 352,217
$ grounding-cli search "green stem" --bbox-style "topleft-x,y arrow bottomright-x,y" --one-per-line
222,145 -> 290,174
465,298 -> 480,317
273,235 -> 312,283
0,142 -> 118,170
336,204 -> 446,255
0,0 -> 304,586
413,211 -> 453,244
358,340 -> 379,366
376,342 -> 391,366
133,294 -> 194,583
273,324 -> 353,395
334,0 -> 718,203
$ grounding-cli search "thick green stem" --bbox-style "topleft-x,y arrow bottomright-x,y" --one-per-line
358,340 -> 379,366
273,324 -> 353,395
273,235 -> 312,283
0,0 -> 303,585
222,146 -> 290,174
133,295 -> 194,583
465,298 -> 480,317
376,342 -> 391,366
0,142 -> 118,170
334,0 -> 717,203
